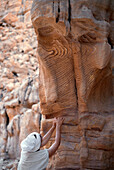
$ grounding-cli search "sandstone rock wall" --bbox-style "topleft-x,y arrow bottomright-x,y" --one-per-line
0,0 -> 41,169
31,0 -> 114,169
0,0 -> 114,170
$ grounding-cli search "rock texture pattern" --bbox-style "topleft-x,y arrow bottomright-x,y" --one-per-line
31,0 -> 114,169
0,0 -> 113,170
0,0 -> 40,169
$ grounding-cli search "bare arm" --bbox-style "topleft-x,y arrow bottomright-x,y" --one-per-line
41,125 -> 55,147
47,117 -> 64,157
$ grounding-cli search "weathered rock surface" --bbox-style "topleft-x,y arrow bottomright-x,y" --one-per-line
0,0 -> 114,170
0,0 -> 40,169
31,0 -> 114,169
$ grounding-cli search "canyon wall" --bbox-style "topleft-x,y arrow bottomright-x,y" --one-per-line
0,0 -> 41,169
0,0 -> 114,169
31,0 -> 114,169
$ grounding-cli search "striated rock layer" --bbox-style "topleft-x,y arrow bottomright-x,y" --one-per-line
31,0 -> 114,169
0,0 -> 113,169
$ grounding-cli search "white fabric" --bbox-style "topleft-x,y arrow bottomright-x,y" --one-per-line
17,149 -> 49,170
21,132 -> 41,152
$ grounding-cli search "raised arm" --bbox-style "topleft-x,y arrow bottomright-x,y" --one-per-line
47,117 -> 64,157
41,119 -> 56,147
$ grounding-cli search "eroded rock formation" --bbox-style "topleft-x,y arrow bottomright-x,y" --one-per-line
0,0 -> 114,169
0,0 -> 40,169
31,0 -> 114,169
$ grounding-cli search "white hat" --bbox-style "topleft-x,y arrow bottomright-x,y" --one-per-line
21,132 -> 41,152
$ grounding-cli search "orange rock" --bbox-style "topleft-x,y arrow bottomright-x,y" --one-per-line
31,0 -> 114,169
2,13 -> 18,25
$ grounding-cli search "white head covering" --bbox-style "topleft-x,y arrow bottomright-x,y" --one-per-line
21,132 -> 41,152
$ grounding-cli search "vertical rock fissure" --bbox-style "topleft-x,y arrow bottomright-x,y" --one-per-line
52,0 -> 54,14
39,113 -> 42,130
108,37 -> 113,49
72,45 -> 79,110
68,0 -> 71,31
56,0 -> 60,23
24,78 -> 33,103
5,110 -> 9,127
74,77 -> 79,109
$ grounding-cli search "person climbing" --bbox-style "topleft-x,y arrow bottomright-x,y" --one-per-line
17,117 -> 64,170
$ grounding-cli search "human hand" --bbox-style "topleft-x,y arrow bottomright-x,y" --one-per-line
56,117 -> 64,129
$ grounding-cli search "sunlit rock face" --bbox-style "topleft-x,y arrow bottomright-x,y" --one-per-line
0,0 -> 40,165
31,0 -> 114,169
